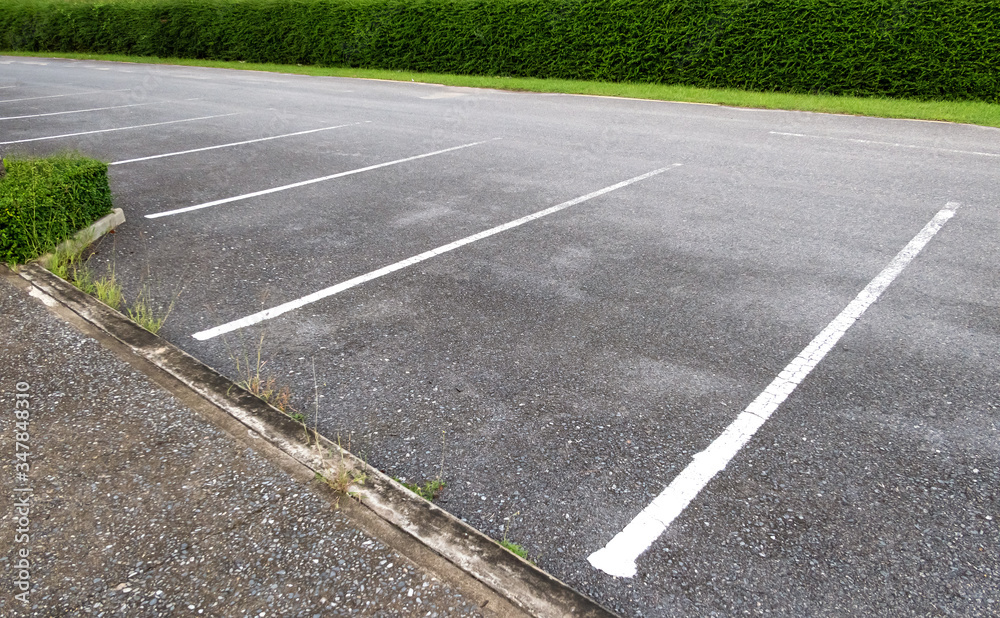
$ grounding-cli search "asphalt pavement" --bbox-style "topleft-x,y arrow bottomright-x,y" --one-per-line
0,268 -> 496,617
1,56 -> 998,616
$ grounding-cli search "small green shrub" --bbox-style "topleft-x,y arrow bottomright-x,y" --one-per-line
0,154 -> 113,264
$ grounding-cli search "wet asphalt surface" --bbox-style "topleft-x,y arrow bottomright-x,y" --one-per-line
2,56 -> 998,616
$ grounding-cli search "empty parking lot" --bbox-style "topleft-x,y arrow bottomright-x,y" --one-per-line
2,56 -> 998,616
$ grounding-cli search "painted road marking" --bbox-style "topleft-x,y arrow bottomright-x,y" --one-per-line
0,113 -> 239,145
420,92 -> 468,99
0,88 -> 129,104
0,101 -> 160,121
772,131 -> 1000,158
111,122 -> 367,165
192,165 -> 679,340
588,204 -> 959,579
145,139 -> 499,219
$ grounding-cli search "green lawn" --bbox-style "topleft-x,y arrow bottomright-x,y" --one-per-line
4,51 -> 1000,129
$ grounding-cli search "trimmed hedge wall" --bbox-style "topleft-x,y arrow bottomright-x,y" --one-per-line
2,0 -> 999,102
0,155 -> 114,264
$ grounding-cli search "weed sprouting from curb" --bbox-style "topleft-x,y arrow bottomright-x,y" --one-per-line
127,285 -> 174,334
316,433 -> 368,507
72,263 -> 97,296
241,370 -> 295,412
500,511 -> 536,564
93,265 -> 122,310
311,357 -> 320,443
394,430 -> 449,502
233,332 -> 297,414
500,540 -> 532,562
227,346 -> 368,505
395,477 -> 446,501
297,359 -> 369,506
46,247 -> 117,302
329,456 -> 367,496
44,241 -> 174,332
47,247 -> 80,282
126,294 -> 161,332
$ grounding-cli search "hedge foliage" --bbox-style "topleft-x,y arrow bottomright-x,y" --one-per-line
2,0 -> 999,102
0,155 -> 113,264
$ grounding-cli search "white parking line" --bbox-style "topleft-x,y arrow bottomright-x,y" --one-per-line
0,113 -> 239,145
192,165 -> 679,340
146,139 -> 499,219
0,101 -> 159,121
421,92 -> 468,99
588,203 -> 959,579
111,122 -> 367,165
771,131 -> 1000,158
0,88 -> 129,104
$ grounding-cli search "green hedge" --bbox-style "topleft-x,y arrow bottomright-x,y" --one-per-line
2,0 -> 999,102
0,155 -> 113,264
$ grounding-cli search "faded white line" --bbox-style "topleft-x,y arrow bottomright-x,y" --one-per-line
0,88 -> 129,104
192,165 -> 678,340
146,139 -> 498,218
0,113 -> 239,145
420,92 -> 468,100
772,131 -> 1000,158
0,101 -> 159,121
588,203 -> 959,578
111,121 -> 366,165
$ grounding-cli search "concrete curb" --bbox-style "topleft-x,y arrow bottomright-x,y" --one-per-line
15,262 -> 619,618
34,207 -> 125,268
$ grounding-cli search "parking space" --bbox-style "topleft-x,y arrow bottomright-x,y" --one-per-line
3,56 -> 997,616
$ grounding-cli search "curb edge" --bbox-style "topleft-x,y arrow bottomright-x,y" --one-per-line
15,261 -> 620,618
35,207 -> 125,268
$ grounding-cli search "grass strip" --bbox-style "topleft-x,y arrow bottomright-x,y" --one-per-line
3,51 -> 999,129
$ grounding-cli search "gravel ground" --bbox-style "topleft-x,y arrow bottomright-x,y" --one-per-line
0,272 -> 485,617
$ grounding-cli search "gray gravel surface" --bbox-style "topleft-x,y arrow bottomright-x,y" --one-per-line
1,56 -> 998,616
0,273 -> 485,617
